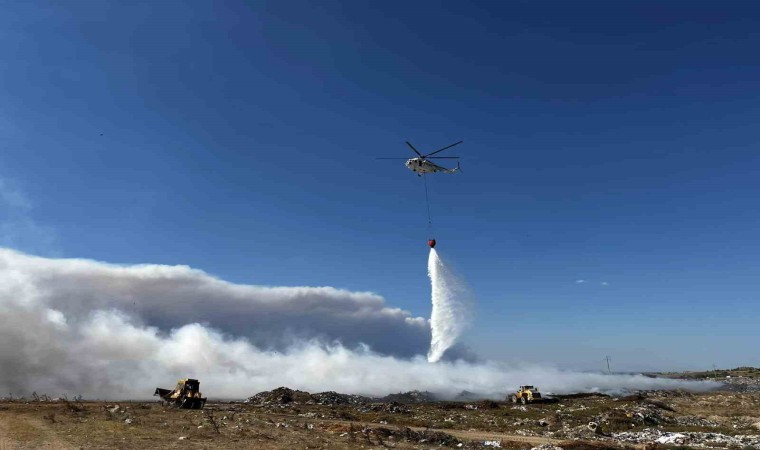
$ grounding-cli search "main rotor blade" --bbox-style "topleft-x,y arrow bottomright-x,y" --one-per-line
427,156 -> 460,159
424,140 -> 463,157
376,157 -> 412,159
405,141 -> 423,157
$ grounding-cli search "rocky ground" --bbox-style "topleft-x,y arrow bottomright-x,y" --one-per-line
0,372 -> 758,449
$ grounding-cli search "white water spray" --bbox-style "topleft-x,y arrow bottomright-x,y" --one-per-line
427,248 -> 473,362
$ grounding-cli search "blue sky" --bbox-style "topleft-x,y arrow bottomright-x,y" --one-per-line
1,1 -> 759,371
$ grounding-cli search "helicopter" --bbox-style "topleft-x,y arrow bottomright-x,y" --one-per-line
377,141 -> 463,176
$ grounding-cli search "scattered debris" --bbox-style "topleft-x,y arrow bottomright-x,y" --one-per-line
372,426 -> 461,446
531,445 -> 564,450
613,428 -> 760,447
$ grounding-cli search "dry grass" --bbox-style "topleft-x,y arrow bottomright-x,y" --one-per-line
0,401 -> 458,449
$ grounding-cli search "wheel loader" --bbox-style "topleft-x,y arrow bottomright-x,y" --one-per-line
154,378 -> 207,409
509,385 -> 542,404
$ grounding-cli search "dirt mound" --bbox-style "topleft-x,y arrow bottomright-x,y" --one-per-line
246,387 -> 312,405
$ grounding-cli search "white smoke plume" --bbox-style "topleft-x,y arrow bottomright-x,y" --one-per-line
428,248 -> 474,363
0,248 -> 717,399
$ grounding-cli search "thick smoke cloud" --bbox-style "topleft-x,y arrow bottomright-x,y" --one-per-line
1,248 -> 429,357
0,248 -> 716,399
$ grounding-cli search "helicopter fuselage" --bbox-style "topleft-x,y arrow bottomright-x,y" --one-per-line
405,158 -> 459,175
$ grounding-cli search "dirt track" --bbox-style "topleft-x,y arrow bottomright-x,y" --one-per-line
250,410 -> 567,446
0,410 -> 74,450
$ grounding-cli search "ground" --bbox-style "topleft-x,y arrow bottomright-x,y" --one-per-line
0,370 -> 759,449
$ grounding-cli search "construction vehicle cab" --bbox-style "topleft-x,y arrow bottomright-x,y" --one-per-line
510,385 -> 542,404
154,378 -> 207,409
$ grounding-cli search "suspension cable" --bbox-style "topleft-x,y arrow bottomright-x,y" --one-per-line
423,173 -> 433,230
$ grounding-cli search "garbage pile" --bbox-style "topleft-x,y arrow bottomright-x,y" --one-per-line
619,401 -> 675,426
362,401 -> 412,415
310,391 -> 370,406
246,387 -> 370,406
246,387 -> 312,405
369,426 -> 461,446
612,429 -> 760,447
246,387 -> 443,407
721,376 -> 760,392
380,390 -> 438,403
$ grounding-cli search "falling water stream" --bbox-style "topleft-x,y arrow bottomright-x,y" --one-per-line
427,248 -> 473,362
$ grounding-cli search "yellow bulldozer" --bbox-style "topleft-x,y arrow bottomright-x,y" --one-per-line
154,378 -> 207,409
509,385 -> 542,404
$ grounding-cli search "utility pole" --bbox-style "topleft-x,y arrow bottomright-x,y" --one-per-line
605,355 -> 612,374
